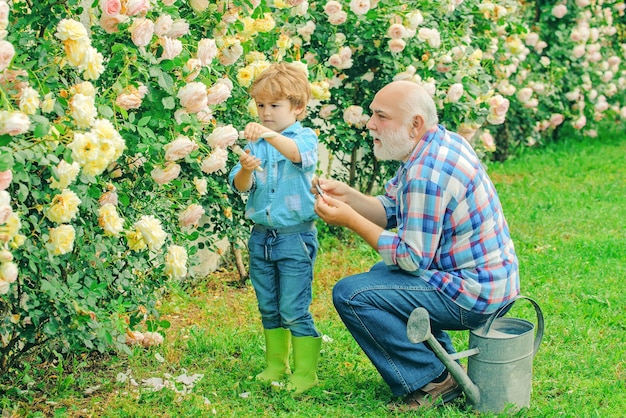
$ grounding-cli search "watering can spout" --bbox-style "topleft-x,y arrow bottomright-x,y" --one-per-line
407,308 -> 481,405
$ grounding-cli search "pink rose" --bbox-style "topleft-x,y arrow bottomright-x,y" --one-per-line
129,18 -> 154,47
197,38 -> 218,67
154,15 -> 174,36
0,170 -> 12,191
201,148 -> 228,174
387,24 -> 406,39
178,204 -> 205,227
100,0 -> 122,16
125,0 -> 151,17
388,38 -> 406,53
159,36 -> 183,61
177,82 -> 208,114
164,135 -> 199,161
447,83 -> 464,103
99,13 -> 128,34
206,82 -> 231,105
324,1 -> 342,15
0,40 -> 15,71
206,125 -> 238,149
328,11 -> 347,25
151,162 -> 181,185
551,4 -> 567,19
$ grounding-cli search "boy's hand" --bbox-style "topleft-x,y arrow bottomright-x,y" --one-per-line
233,146 -> 262,172
243,122 -> 276,142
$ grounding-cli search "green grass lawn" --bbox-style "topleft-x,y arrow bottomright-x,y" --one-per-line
2,131 -> 625,417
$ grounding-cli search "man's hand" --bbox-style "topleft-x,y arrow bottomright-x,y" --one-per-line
314,194 -> 356,228
311,178 -> 351,204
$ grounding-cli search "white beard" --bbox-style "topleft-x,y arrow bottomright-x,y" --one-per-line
372,128 -> 416,161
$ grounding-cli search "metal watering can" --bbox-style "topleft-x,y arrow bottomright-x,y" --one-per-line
407,296 -> 544,413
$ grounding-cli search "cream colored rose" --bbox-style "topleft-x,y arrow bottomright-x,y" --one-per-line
56,19 -> 89,42
47,224 -> 76,256
17,86 -> 39,115
0,250 -> 12,263
46,189 -> 82,224
134,215 -> 167,251
193,177 -> 208,195
5,212 -> 20,239
98,203 -> 124,236
151,162 -> 181,185
165,135 -> 199,161
311,81 -> 331,101
125,329 -> 144,345
177,82 -> 208,113
219,39 -> 243,66
41,93 -> 56,113
178,204 -> 205,228
72,81 -> 97,97
82,47 -> 105,80
50,160 -> 80,190
0,261 -> 18,283
201,148 -> 228,174
164,245 -> 188,279
0,110 -> 30,136
190,0 -> 209,12
206,125 -> 238,149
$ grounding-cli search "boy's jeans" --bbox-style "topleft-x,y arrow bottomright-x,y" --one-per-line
333,262 -> 492,396
249,224 -> 319,338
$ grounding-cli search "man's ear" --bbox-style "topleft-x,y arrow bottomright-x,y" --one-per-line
411,114 -> 424,137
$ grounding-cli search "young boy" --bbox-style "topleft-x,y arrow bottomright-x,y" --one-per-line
228,62 -> 321,394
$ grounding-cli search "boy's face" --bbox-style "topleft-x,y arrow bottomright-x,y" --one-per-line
254,95 -> 302,133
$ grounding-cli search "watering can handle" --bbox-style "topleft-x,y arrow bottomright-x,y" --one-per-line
483,295 -> 544,356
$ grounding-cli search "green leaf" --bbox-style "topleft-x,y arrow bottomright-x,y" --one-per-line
162,96 -> 176,109
0,150 -> 14,171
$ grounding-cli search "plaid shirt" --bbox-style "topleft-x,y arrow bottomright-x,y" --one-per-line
377,125 -> 520,314
228,121 -> 318,228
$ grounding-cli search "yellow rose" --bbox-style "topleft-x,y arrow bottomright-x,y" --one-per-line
98,203 -> 124,236
47,224 -> 76,256
126,228 -> 147,252
164,245 -> 188,280
46,189 -> 81,224
236,66 -> 254,87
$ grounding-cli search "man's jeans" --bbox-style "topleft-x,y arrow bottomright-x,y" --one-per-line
332,262 -> 491,396
249,226 -> 319,338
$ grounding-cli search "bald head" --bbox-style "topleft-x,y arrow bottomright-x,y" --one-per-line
374,80 -> 439,131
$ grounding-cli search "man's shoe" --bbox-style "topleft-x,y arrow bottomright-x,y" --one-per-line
389,371 -> 463,412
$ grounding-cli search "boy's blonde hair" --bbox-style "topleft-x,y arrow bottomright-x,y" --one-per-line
249,62 -> 311,121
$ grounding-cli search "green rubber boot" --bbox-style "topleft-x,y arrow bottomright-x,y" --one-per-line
286,335 -> 322,394
255,328 -> 291,383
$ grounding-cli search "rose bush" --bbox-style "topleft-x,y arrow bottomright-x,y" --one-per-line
0,0 -> 623,373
